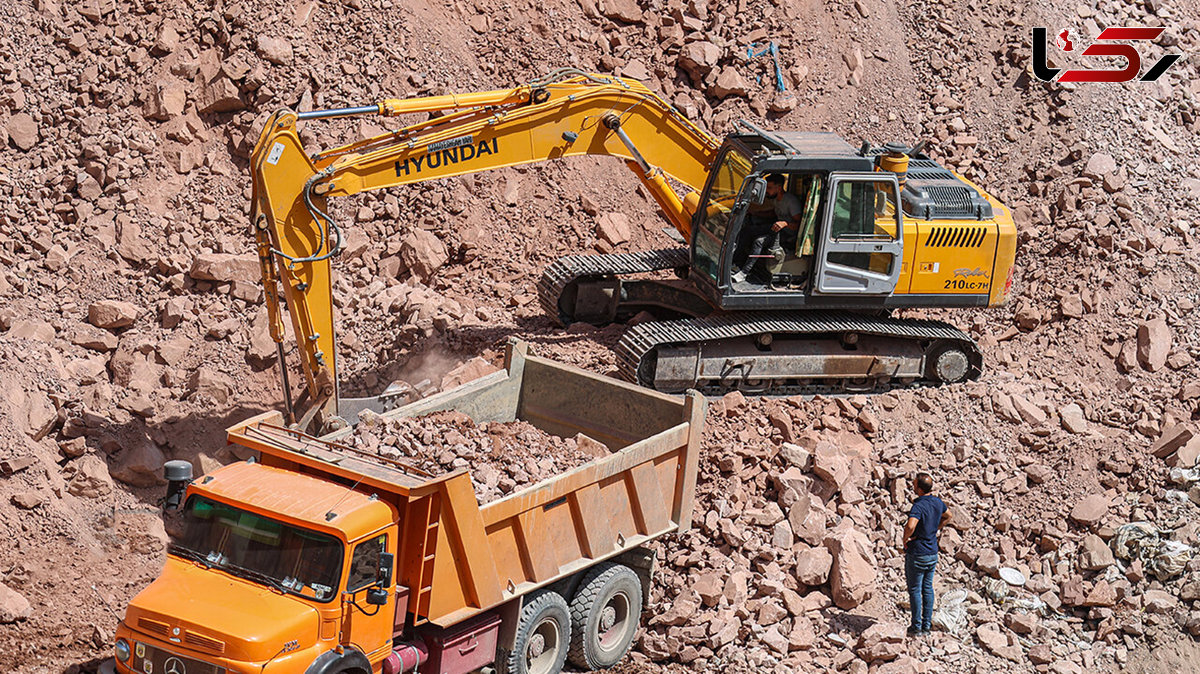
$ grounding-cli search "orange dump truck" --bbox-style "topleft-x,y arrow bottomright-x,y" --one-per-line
104,341 -> 704,674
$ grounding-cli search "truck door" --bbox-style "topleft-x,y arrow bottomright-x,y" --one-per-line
813,173 -> 903,295
342,532 -> 397,661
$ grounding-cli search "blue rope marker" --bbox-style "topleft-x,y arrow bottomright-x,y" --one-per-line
747,41 -> 787,93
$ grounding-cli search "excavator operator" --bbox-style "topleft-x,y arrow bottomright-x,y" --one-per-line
732,173 -> 803,285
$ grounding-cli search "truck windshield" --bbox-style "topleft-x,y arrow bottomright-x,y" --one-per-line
694,148 -> 751,283
172,496 -> 344,603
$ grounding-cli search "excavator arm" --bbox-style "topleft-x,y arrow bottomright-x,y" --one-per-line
248,70 -> 720,426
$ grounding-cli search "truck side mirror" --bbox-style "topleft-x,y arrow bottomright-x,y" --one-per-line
745,177 -> 767,205
378,552 -> 394,587
365,587 -> 389,606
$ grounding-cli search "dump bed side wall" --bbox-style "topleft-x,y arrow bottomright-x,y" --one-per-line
516,356 -> 685,449
400,391 -> 702,628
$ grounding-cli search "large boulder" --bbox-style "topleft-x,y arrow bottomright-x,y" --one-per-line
400,229 -> 448,283
109,437 -> 166,487
440,357 -> 501,391
1136,318 -> 1171,371
197,74 -> 243,113
189,253 -> 259,283
255,35 -> 294,65
975,622 -> 1022,662
88,300 -> 140,329
187,368 -> 235,405
823,520 -> 877,609
1069,494 -> 1109,527
6,113 -> 39,151
677,41 -> 721,81
1077,534 -> 1115,571
67,455 -> 114,499
598,0 -> 642,23
595,212 -> 631,247
812,441 -> 851,491
794,546 -> 833,586
709,67 -> 750,98
0,582 -> 31,623
1151,424 -> 1194,460
856,621 -> 906,662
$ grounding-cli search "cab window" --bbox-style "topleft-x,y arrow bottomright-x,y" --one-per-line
347,534 -> 387,592
173,495 -> 343,602
827,178 -> 900,275
829,179 -> 898,240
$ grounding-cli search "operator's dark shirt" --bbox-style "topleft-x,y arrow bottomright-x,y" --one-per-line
906,494 -> 946,557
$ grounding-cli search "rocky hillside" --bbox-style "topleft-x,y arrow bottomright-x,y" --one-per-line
0,0 -> 1197,672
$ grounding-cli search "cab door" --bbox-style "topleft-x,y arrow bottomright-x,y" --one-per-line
813,173 -> 903,295
341,530 -> 397,661
689,145 -> 754,303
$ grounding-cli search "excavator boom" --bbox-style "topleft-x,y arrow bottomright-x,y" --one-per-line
249,71 -> 720,424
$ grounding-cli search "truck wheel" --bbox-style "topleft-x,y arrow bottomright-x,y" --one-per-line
501,590 -> 571,674
567,563 -> 642,669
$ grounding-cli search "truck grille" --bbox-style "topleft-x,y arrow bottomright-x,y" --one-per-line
131,641 -> 226,674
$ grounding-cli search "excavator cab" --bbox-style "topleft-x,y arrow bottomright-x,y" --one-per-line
687,131 -> 905,311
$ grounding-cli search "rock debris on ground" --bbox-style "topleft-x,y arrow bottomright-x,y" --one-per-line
0,0 -> 1197,671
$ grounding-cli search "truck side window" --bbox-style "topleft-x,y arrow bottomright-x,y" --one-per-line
347,534 -> 387,592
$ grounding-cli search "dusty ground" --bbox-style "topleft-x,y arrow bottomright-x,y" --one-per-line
0,0 -> 1198,671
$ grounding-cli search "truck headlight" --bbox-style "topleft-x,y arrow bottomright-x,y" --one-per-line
115,638 -> 131,662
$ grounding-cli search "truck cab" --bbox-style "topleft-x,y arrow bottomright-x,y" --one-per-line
114,461 -> 401,674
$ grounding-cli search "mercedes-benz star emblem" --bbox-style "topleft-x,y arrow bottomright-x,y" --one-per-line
164,657 -> 187,674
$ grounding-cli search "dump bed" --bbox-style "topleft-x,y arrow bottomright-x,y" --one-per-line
226,340 -> 704,628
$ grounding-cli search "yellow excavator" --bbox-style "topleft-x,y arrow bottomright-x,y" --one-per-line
249,69 -> 1016,429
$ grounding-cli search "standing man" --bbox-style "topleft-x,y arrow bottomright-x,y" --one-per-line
902,472 -> 951,635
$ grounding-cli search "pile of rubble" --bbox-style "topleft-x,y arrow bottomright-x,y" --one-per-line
628,383 -> 1200,673
640,393 -> 883,668
348,410 -> 601,503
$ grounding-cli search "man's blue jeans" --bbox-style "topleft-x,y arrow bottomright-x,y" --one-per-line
905,553 -> 938,631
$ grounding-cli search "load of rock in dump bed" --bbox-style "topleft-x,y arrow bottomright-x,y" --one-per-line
348,410 -> 603,503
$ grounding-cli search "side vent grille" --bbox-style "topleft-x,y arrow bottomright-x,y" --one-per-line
926,227 -> 988,248
185,630 -> 226,654
138,618 -> 170,636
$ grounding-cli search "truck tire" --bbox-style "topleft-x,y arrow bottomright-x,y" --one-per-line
499,590 -> 571,674
567,563 -> 642,669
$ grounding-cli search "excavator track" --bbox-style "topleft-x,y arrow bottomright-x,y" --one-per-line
537,248 -> 690,325
613,311 -> 982,396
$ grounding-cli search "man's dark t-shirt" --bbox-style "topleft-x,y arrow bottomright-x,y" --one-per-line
907,494 -> 946,556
